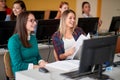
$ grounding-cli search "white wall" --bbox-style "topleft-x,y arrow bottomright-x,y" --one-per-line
100,0 -> 120,32
76,0 -> 98,23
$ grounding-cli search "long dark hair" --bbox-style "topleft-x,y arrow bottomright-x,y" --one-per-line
14,12 -> 33,48
10,0 -> 26,20
82,1 -> 90,14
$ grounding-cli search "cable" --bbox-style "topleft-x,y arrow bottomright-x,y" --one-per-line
46,38 -> 51,62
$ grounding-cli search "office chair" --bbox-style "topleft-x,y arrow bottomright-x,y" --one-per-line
4,52 -> 14,80
53,49 -> 59,61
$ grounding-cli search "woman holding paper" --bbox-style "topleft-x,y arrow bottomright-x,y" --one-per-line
52,9 -> 85,61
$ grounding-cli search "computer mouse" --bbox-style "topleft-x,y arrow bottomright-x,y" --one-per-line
39,67 -> 49,73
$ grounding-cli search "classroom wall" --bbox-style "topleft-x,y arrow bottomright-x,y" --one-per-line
76,0 -> 98,18
6,0 -> 76,11
100,0 -> 120,32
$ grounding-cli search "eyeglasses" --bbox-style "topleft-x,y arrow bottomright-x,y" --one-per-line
27,19 -> 38,23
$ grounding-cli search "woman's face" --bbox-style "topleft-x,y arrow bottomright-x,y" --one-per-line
0,0 -> 6,9
12,3 -> 24,16
26,14 -> 37,34
60,4 -> 69,14
82,3 -> 90,14
65,12 -> 76,29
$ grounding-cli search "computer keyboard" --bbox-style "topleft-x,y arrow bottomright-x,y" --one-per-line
61,70 -> 96,79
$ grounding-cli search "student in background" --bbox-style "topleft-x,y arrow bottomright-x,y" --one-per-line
52,9 -> 85,60
82,1 -> 102,27
55,1 -> 69,19
8,12 -> 47,75
10,0 -> 26,21
0,0 -> 12,21
82,1 -> 92,18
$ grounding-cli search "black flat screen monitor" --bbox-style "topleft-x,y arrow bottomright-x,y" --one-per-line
28,11 -> 45,19
62,35 -> 117,79
49,11 -> 58,19
0,11 -> 6,21
78,35 -> 117,79
0,21 -> 16,48
78,17 -> 99,35
109,16 -> 120,35
36,19 -> 60,43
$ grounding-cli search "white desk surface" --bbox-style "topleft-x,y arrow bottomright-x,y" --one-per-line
16,54 -> 120,80
16,67 -> 120,80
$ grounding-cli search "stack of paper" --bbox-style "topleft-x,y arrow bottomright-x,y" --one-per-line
45,60 -> 80,72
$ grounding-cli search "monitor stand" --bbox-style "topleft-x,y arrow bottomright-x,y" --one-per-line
89,64 -> 111,80
115,28 -> 120,35
113,61 -> 120,67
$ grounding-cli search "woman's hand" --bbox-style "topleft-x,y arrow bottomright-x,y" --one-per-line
33,65 -> 41,69
38,60 -> 48,67
59,47 -> 75,60
98,19 -> 102,27
65,47 -> 75,57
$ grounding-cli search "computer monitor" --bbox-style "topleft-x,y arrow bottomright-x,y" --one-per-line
109,16 -> 120,35
78,35 -> 117,79
28,11 -> 45,19
62,35 -> 117,79
0,21 -> 16,48
36,19 -> 60,43
0,11 -> 6,21
49,11 -> 58,19
77,17 -> 99,35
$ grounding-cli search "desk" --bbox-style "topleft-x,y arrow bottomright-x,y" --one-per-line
16,67 -> 120,80
16,54 -> 120,80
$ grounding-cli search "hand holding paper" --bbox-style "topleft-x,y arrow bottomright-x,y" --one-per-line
65,47 -> 75,57
66,33 -> 90,60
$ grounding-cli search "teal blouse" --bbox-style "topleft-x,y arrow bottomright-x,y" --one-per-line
8,34 -> 41,75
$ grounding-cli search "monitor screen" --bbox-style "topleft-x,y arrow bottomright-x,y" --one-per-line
49,11 -> 58,19
77,17 -> 99,35
0,21 -> 16,48
79,35 -> 117,79
109,16 -> 120,34
0,11 -> 6,21
36,19 -> 60,43
28,11 -> 45,19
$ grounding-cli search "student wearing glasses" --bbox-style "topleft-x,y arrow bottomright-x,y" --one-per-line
52,9 -> 85,61
8,12 -> 47,75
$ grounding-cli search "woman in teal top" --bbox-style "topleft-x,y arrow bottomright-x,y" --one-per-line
8,12 -> 47,75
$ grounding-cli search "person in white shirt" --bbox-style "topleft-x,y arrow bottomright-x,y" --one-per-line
81,1 -> 102,27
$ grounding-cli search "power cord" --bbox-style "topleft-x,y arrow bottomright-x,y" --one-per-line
46,38 -> 51,62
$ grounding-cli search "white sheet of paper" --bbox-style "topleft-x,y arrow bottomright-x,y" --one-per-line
66,33 -> 90,60
45,60 -> 79,72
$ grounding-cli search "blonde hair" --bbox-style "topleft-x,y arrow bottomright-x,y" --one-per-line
58,9 -> 76,38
